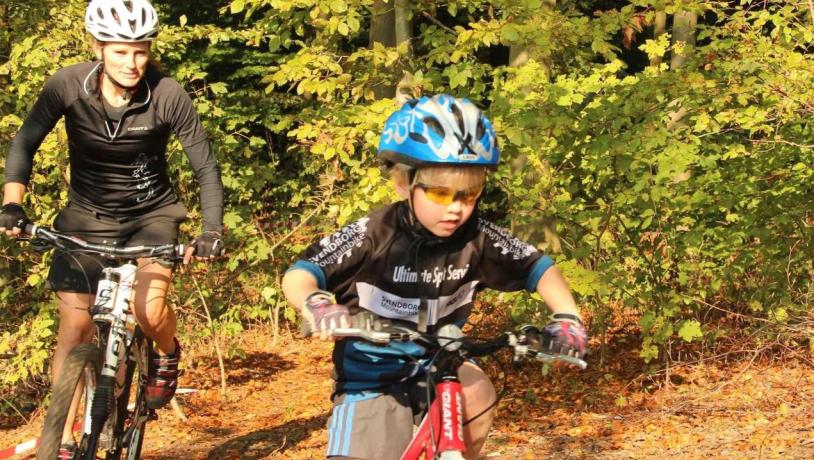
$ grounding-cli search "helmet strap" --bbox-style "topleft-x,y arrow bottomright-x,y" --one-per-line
406,168 -> 419,217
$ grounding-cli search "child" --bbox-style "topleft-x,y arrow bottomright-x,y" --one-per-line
282,94 -> 587,460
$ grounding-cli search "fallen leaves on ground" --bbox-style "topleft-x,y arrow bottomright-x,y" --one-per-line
1,326 -> 813,459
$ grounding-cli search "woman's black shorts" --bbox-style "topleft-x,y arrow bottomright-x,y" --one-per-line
47,202 -> 188,294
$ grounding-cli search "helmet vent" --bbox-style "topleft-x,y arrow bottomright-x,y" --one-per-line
409,133 -> 428,144
450,103 -> 465,134
423,117 -> 445,138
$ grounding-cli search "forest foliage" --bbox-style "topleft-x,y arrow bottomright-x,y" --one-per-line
1,0 -> 812,410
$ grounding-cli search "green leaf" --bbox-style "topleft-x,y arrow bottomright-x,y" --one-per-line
677,320 -> 703,343
27,274 -> 41,287
223,212 -> 244,229
330,0 -> 348,13
230,0 -> 245,14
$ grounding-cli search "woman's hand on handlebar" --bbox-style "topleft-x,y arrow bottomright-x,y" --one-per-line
183,230 -> 224,264
0,203 -> 30,237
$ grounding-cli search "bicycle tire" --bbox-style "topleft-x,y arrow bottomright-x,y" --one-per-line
103,358 -> 135,460
109,334 -> 148,460
36,344 -> 101,460
122,380 -> 148,460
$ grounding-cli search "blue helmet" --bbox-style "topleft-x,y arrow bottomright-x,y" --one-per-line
378,94 -> 499,168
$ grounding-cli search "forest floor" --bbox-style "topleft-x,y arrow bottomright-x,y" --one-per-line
2,320 -> 814,460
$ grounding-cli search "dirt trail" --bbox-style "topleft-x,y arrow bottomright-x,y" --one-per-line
2,329 -> 814,459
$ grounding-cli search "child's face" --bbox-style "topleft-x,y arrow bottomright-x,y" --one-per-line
395,165 -> 486,238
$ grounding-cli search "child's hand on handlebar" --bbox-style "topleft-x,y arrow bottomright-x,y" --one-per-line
302,290 -> 351,341
541,313 -> 588,359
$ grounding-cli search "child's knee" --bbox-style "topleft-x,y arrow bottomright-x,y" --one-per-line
459,363 -> 497,406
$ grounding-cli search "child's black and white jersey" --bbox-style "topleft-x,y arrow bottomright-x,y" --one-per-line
291,201 -> 554,393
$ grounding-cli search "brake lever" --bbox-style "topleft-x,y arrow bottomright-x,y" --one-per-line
29,237 -> 52,253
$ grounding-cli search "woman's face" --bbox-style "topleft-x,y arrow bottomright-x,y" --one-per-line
94,41 -> 150,88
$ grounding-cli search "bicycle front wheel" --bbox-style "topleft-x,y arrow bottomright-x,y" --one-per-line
110,334 -> 149,460
121,376 -> 148,460
37,344 -> 101,460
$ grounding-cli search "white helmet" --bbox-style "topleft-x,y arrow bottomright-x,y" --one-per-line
85,0 -> 159,42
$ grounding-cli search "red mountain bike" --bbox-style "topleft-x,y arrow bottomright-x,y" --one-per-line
331,324 -> 587,460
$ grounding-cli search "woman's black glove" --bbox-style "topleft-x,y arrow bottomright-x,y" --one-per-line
0,203 -> 30,236
193,230 -> 223,258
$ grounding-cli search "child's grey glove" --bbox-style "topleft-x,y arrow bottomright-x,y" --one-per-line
541,313 -> 588,359
302,290 -> 351,340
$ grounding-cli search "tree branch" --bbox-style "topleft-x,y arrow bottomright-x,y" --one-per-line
421,11 -> 456,35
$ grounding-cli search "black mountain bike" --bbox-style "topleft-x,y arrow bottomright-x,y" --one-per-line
24,225 -> 185,460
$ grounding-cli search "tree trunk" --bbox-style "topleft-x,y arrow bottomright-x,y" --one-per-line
508,0 -> 559,252
665,11 -> 697,129
394,0 -> 411,50
650,11 -> 667,67
369,0 -> 413,101
369,0 -> 396,45
507,0 -> 555,71
508,45 -> 529,68
669,11 -> 697,70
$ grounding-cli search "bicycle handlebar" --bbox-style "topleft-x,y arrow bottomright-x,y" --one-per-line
330,325 -> 588,370
23,224 -> 186,261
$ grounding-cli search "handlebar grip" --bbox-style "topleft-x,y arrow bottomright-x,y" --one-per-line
24,223 -> 37,236
301,320 -> 314,338
330,328 -> 394,344
534,352 -> 588,370
561,355 -> 588,370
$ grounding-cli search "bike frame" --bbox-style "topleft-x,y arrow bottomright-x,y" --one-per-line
82,261 -> 148,457
401,379 -> 466,460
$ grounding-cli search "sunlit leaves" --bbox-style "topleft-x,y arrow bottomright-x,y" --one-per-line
678,320 -> 703,343
1,0 -> 812,398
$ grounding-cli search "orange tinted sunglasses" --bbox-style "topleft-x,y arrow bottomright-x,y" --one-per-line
414,183 -> 484,206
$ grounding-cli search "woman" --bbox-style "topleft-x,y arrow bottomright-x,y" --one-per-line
0,0 -> 223,454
